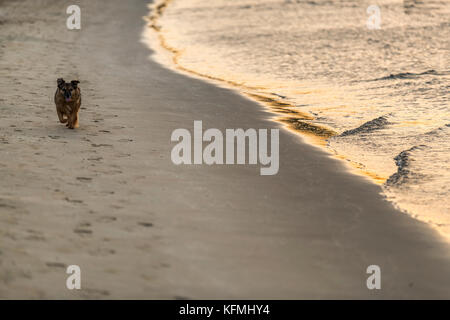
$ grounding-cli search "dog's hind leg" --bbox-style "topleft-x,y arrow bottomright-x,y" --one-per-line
73,111 -> 79,129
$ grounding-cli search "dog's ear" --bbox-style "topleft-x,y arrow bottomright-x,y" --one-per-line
57,78 -> 65,89
71,80 -> 80,89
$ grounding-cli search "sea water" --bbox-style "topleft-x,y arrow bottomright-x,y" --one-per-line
148,0 -> 450,236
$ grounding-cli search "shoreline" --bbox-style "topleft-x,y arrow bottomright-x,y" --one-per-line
143,0 -> 388,185
1,0 -> 450,298
143,0 -> 449,238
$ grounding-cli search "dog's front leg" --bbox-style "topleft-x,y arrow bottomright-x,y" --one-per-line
67,112 -> 77,129
57,109 -> 67,123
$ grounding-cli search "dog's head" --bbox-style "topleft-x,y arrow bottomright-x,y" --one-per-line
57,78 -> 80,102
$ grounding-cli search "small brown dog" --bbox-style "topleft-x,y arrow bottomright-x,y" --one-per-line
54,78 -> 81,129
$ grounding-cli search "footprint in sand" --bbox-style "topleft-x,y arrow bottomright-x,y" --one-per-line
78,222 -> 91,228
25,229 -> 46,241
91,143 -> 112,148
0,137 -> 9,144
74,222 -> 92,235
97,216 -> 117,223
64,197 -> 83,204
0,199 -> 16,209
74,228 -> 92,235
115,153 -> 131,158
100,191 -> 115,195
45,262 -> 66,269
138,222 -> 153,228
88,248 -> 116,256
76,177 -> 92,182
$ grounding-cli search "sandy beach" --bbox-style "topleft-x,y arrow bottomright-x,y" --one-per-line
0,0 -> 450,299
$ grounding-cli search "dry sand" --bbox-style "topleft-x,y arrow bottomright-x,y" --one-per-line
0,0 -> 450,299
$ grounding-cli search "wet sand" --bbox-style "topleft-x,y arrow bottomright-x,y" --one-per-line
0,0 -> 450,299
